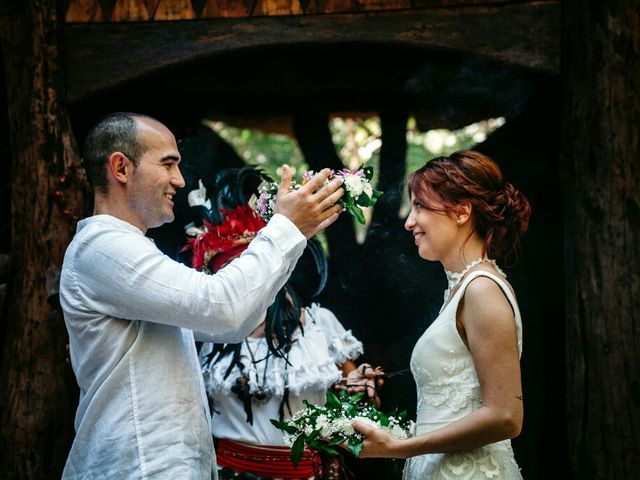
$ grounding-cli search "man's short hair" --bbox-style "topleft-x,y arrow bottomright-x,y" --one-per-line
81,112 -> 150,193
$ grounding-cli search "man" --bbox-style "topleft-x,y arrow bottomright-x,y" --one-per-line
60,112 -> 343,479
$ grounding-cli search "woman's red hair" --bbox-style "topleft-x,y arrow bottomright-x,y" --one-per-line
408,150 -> 531,264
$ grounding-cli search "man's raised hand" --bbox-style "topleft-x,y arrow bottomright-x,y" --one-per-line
275,166 -> 344,239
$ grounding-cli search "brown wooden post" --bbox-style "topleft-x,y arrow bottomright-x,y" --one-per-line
562,0 -> 640,477
0,0 -> 87,477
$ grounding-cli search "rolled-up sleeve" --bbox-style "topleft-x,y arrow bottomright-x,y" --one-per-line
68,214 -> 305,342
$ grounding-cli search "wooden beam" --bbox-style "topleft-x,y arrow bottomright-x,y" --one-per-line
64,2 -> 559,102
62,0 -> 544,22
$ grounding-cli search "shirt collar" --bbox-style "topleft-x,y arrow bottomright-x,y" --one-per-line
76,214 -> 145,236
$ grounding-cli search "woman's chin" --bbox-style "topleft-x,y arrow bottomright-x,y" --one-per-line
417,247 -> 437,262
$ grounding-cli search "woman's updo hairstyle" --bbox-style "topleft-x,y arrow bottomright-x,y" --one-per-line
408,150 -> 531,264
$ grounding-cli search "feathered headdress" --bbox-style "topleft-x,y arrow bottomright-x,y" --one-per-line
181,167 -> 270,273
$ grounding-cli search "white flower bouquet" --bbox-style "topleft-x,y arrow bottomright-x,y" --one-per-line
271,390 -> 413,466
253,166 -> 383,225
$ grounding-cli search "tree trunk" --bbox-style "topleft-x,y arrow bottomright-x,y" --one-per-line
0,1 -> 87,477
293,111 -> 358,260
369,110 -> 407,230
562,0 -> 640,477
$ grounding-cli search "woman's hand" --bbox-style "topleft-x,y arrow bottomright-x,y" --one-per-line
352,420 -> 403,459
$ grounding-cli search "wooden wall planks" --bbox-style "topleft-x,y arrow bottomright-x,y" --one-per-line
64,0 -> 546,22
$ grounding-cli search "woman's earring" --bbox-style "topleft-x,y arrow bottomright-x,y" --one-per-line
456,218 -> 462,225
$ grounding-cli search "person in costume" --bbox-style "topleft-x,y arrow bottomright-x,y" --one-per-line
353,150 -> 530,479
182,168 -> 379,480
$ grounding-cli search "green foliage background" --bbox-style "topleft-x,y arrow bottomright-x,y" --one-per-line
206,116 -> 504,183
205,116 -> 504,235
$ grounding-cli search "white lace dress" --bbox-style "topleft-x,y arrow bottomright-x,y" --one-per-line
403,270 -> 523,480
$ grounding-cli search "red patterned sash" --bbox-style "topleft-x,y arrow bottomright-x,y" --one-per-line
216,438 -> 322,479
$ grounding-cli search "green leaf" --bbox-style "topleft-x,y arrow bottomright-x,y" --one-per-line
345,404 -> 357,417
328,436 -> 347,445
379,413 -> 390,427
291,435 -> 306,468
307,429 -> 321,442
348,392 -> 365,404
336,390 -> 350,401
320,445 -> 339,456
356,192 -> 371,207
363,166 -> 374,181
353,207 -> 366,225
309,439 -> 339,456
344,194 -> 355,207
270,419 -> 298,434
325,390 -> 342,409
347,439 -> 364,458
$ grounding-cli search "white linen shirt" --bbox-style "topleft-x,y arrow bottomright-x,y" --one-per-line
60,214 -> 305,480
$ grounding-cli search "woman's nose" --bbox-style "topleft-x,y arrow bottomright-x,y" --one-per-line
404,212 -> 415,231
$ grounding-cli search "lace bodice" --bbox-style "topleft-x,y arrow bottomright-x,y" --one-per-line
404,269 -> 523,480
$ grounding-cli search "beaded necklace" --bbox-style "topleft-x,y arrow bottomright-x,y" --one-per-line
244,338 -> 273,404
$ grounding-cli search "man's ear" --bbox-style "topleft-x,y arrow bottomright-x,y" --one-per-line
107,152 -> 132,185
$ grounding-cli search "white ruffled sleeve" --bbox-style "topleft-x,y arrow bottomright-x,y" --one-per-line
305,304 -> 363,365
199,305 -> 364,401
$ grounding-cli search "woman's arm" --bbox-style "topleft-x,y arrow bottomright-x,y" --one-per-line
355,276 -> 523,458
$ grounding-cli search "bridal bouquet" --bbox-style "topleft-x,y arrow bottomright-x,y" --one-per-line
271,390 -> 413,466
253,166 -> 383,225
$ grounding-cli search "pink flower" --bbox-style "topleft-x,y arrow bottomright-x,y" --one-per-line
302,170 -> 316,184
336,168 -> 364,178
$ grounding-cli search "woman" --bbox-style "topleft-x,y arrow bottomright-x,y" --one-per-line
200,240 -> 365,480
353,150 -> 531,479
183,167 -> 376,480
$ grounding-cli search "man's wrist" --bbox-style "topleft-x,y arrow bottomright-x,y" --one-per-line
264,213 -> 306,249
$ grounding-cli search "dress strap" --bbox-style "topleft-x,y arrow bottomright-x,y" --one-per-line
446,270 -> 523,355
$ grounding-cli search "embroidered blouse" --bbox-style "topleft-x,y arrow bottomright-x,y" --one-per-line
201,304 -> 363,446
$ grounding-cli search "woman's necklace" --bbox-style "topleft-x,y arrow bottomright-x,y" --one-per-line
442,258 -> 505,305
244,338 -> 273,404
